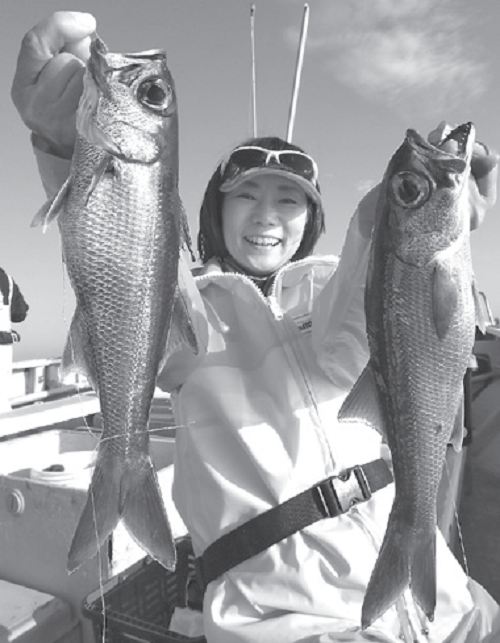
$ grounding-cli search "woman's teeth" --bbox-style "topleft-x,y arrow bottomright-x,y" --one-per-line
246,236 -> 280,247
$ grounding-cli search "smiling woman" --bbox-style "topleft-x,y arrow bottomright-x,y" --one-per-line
197,135 -> 326,286
9,9 -> 500,643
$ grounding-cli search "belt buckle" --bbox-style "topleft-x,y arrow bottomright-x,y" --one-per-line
317,466 -> 371,516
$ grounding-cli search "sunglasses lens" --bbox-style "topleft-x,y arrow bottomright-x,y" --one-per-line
221,147 -> 318,189
278,153 -> 316,181
222,149 -> 268,182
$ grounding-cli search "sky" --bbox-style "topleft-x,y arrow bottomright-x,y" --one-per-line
1,0 -> 499,361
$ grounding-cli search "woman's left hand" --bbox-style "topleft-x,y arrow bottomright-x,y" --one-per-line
428,121 -> 499,230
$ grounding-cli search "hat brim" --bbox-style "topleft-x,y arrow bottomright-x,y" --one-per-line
219,167 -> 322,205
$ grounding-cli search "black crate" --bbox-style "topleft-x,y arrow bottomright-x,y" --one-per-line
82,538 -> 206,642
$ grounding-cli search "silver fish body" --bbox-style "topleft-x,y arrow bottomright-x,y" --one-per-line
339,123 -> 480,627
35,38 -> 195,572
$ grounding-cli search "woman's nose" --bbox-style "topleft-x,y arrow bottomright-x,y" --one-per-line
252,198 -> 279,224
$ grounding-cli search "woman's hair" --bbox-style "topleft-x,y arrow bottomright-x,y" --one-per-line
197,136 -> 325,264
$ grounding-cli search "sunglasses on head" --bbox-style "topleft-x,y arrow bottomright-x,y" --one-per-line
220,145 -> 319,188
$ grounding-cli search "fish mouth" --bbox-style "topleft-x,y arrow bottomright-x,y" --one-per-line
87,36 -> 110,88
438,122 -> 474,160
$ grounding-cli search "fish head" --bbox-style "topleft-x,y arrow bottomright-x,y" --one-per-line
76,36 -> 177,164
379,122 -> 475,267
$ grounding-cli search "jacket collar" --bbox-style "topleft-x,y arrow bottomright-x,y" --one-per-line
193,255 -> 338,295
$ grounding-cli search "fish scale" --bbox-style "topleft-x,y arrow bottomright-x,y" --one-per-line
33,37 -> 197,572
339,123 -> 480,628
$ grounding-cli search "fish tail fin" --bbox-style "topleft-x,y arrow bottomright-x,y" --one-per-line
411,529 -> 436,620
67,442 -> 121,573
121,457 -> 177,571
362,515 -> 412,629
68,443 -> 176,573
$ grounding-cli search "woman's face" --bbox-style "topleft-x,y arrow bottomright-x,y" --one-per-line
221,174 -> 309,276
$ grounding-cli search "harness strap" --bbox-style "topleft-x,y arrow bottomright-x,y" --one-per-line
195,458 -> 392,589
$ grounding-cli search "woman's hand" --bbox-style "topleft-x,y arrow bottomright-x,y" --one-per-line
11,11 -> 96,159
428,121 -> 499,231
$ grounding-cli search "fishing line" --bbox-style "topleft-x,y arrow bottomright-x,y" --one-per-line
59,254 -> 108,640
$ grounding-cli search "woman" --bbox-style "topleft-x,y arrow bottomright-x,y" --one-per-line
11,12 -> 500,643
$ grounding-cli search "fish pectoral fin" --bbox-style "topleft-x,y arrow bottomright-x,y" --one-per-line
32,176 -> 72,231
432,262 -> 458,339
121,459 -> 176,570
338,362 -> 388,438
61,306 -> 98,393
67,445 -> 121,573
86,154 -> 114,204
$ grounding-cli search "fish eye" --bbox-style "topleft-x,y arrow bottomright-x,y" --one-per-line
137,78 -> 172,112
390,171 -> 431,208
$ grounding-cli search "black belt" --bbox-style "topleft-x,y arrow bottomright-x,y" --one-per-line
195,458 -> 392,589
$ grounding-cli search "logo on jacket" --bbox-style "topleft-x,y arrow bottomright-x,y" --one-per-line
294,313 -> 312,335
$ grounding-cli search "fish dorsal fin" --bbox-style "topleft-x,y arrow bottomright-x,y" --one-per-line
432,262 -> 458,339
338,362 -> 387,439
171,287 -> 199,355
31,175 -> 72,232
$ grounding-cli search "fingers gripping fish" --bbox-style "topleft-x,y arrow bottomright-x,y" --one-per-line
33,37 -> 197,572
339,123 -> 485,628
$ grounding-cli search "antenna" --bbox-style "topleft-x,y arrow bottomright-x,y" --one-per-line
286,4 -> 310,143
250,4 -> 257,137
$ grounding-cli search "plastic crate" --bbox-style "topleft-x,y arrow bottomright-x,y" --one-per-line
82,538 -> 206,642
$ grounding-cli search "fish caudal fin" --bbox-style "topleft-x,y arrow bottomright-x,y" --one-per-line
362,516 -> 436,628
121,461 -> 176,571
67,443 -> 121,573
411,530 -> 436,620
67,442 -> 176,573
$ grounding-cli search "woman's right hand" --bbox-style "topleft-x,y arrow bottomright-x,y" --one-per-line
11,11 -> 96,159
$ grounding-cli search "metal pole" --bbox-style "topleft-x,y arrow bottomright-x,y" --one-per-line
250,4 -> 257,137
286,4 -> 310,143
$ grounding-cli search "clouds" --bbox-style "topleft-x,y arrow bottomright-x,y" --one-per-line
287,0 -> 487,113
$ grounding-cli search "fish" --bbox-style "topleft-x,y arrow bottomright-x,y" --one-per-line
33,36 -> 197,572
338,122 -> 484,628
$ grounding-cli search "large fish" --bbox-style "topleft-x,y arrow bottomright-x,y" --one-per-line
34,37 -> 196,572
339,123 -> 483,628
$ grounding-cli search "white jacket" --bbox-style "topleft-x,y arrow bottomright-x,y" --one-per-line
36,147 -> 500,643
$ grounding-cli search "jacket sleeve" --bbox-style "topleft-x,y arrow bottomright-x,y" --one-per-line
311,185 -> 380,393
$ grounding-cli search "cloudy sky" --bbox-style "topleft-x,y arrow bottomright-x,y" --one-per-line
1,0 -> 499,360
